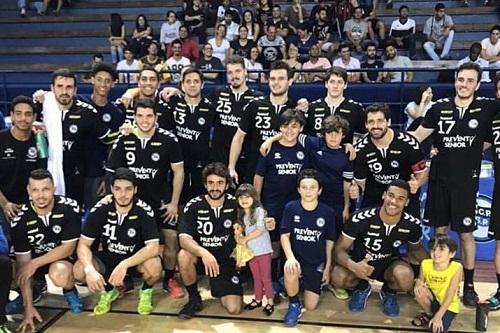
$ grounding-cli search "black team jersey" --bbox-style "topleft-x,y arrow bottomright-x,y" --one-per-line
210,86 -> 263,164
82,198 -> 160,261
305,97 -> 366,143
342,207 -> 422,263
0,129 -> 44,204
11,196 -> 81,258
421,97 -> 499,183
178,193 -> 237,259
106,128 -> 184,212
115,95 -> 174,131
487,113 -> 500,238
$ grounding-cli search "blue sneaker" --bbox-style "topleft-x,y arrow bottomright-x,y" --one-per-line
349,285 -> 371,312
5,296 -> 23,315
283,302 -> 302,326
64,289 -> 83,313
380,290 -> 399,317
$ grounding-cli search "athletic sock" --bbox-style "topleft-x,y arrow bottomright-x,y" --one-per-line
142,281 -> 153,290
105,283 -> 114,292
163,269 -> 175,282
464,268 -> 474,288
381,283 -> 396,294
186,283 -> 200,302
355,279 -> 369,291
63,287 -> 77,294
288,294 -> 300,304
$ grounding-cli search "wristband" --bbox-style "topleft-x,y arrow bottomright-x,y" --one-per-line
84,265 -> 96,274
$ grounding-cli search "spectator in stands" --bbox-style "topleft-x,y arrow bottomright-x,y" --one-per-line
333,0 -> 354,38
81,53 -> 104,83
361,41 -> 384,83
222,11 -> 240,42
165,39 -> 192,84
242,10 -> 260,41
130,14 -> 153,58
167,26 -> 200,62
332,42 -> 361,82
160,11 -> 181,51
266,5 -> 289,40
245,47 -> 266,83
285,44 -> 304,82
42,0 -> 62,15
195,44 -> 224,84
383,40 -> 413,82
109,13 -> 126,64
458,43 -> 491,82
257,0 -> 273,27
364,9 -> 386,49
423,3 -> 455,61
217,0 -> 241,25
139,42 -> 163,70
302,44 -> 331,83
310,0 -> 333,23
313,7 -> 340,59
18,0 -> 43,17
184,0 -> 206,44
257,24 -> 286,69
285,0 -> 307,36
295,24 -> 318,63
117,48 -> 140,84
404,85 -> 434,131
481,25 -> 500,70
343,6 -> 370,54
389,5 -> 416,60
208,24 -> 231,65
372,0 -> 393,9
229,25 -> 255,59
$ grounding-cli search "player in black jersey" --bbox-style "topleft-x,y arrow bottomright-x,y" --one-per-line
0,96 -> 44,224
107,99 -> 185,298
177,162 -> 242,319
350,103 -> 428,218
33,68 -> 113,204
165,68 -> 216,203
10,169 -> 83,332
229,60 -> 307,185
411,63 -> 500,306
74,168 -> 162,316
332,180 -> 427,317
306,67 -> 366,143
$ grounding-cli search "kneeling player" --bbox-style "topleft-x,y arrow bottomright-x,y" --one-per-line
280,169 -> 335,326
74,168 -> 162,315
331,180 -> 427,317
10,169 -> 83,332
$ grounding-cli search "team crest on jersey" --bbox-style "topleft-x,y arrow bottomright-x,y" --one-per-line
27,147 -> 38,159
102,113 -> 111,123
463,217 -> 473,226
69,124 -> 78,134
224,219 -> 232,228
296,151 -> 305,160
468,119 -> 478,129
293,215 -> 301,223
231,276 -> 239,284
316,217 -> 325,227
52,225 -> 62,234
198,117 -> 205,125
151,153 -> 160,162
128,228 -> 136,238
274,153 -> 281,159
391,160 -> 399,168
393,240 -> 402,248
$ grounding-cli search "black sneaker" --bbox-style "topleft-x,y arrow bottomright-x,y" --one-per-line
178,299 -> 203,320
463,288 -> 479,307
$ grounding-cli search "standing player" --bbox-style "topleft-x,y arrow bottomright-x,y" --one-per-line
177,162 -> 242,319
411,62 -> 500,306
74,168 -> 162,315
351,103 -> 428,218
306,66 -> 365,144
107,99 -> 185,298
228,61 -> 304,185
331,180 -> 427,317
280,169 -> 335,326
0,96 -> 44,224
11,169 -> 83,332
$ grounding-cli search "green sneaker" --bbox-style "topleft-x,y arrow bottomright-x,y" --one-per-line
0,324 -> 13,333
332,287 -> 350,300
94,288 -> 119,315
137,288 -> 153,315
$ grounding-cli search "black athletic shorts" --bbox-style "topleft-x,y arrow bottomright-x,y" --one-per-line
196,257 -> 243,298
300,262 -> 324,295
489,188 -> 500,240
93,251 -> 141,279
424,178 -> 478,233
34,256 -> 76,281
368,257 -> 403,282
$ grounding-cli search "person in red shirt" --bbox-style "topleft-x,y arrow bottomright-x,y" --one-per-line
167,25 -> 199,62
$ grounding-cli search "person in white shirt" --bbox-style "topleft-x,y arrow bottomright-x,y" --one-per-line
332,42 -> 360,82
208,24 -> 231,65
404,85 -> 434,130
458,43 -> 491,82
165,39 -> 192,83
160,11 -> 181,50
389,5 -> 416,59
245,47 -> 265,83
116,48 -> 140,83
480,25 -> 500,69
383,40 -> 413,82
222,11 -> 240,42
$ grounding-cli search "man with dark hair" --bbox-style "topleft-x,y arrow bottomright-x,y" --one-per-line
332,180 -> 427,317
306,66 -> 365,142
458,42 -> 491,82
412,62 -> 500,306
332,42 -> 361,82
343,6 -> 369,53
117,47 -> 140,83
351,103 -> 428,218
480,25 -> 500,70
0,96 -> 44,224
384,40 -> 414,82
266,5 -> 289,40
389,5 -> 416,60
166,25 -> 199,62
74,167 -> 162,315
107,98 -> 185,298
11,169 -> 83,332
360,41 -> 385,83
139,42 -> 163,70
177,162 -> 242,319
423,3 -> 455,60
257,24 -> 287,69
165,39 -> 192,84
195,43 -> 224,84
